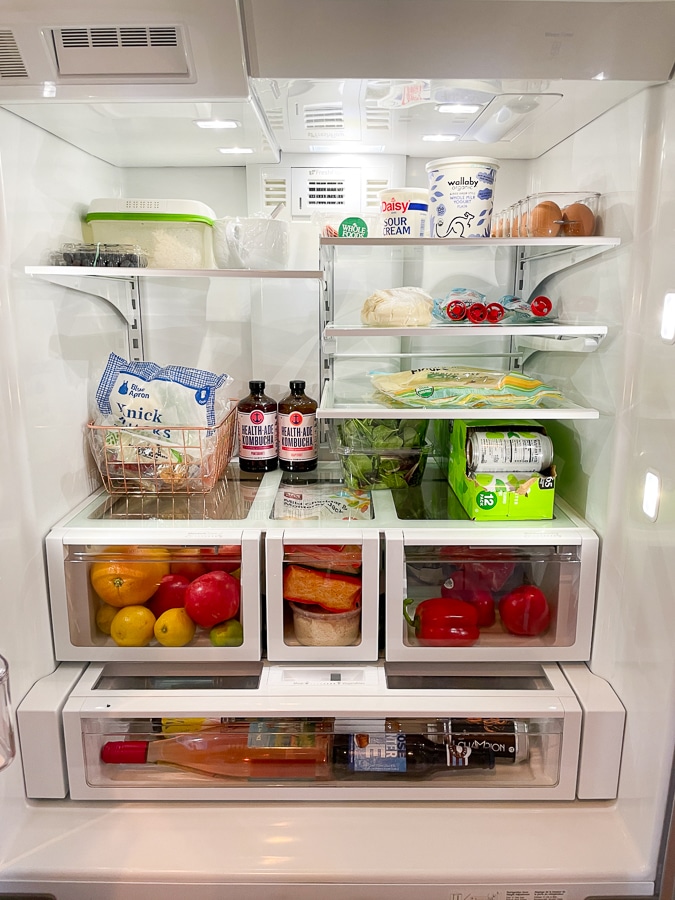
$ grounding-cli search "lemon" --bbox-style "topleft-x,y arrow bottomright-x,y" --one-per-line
110,605 -> 156,647
154,607 -> 196,647
95,602 -> 118,636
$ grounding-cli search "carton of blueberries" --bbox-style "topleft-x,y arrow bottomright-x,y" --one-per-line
49,242 -> 148,268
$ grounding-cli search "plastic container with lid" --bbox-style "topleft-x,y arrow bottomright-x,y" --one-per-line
84,199 -> 217,269
426,157 -> 500,238
377,187 -> 429,238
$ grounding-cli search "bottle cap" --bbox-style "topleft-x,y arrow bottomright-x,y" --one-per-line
100,740 -> 149,765
249,380 -> 265,392
290,380 -> 305,391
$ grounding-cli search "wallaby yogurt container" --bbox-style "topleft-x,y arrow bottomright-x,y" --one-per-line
426,157 -> 500,238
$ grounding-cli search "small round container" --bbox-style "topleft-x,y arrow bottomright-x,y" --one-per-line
377,188 -> 429,238
289,602 -> 361,646
426,157 -> 500,239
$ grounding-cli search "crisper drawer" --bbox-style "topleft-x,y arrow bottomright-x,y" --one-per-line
384,522 -> 598,662
265,530 -> 380,662
45,530 -> 261,662
46,661 -> 623,802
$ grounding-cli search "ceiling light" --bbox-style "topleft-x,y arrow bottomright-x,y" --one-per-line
464,94 -> 562,143
422,134 -> 459,142
436,103 -> 481,114
592,72 -> 606,81
194,119 -> 240,129
642,470 -> 661,521
308,144 -> 385,152
218,147 -> 254,154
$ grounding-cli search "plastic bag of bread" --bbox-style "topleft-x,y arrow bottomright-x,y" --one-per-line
283,564 -> 362,611
361,286 -> 433,327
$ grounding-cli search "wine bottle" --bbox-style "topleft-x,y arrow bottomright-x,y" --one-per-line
102,720 -> 333,781
278,380 -> 318,472
237,380 -> 278,473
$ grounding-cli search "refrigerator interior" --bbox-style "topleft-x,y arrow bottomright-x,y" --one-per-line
0,33 -> 674,900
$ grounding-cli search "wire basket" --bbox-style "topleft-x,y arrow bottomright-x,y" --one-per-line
87,404 -> 237,494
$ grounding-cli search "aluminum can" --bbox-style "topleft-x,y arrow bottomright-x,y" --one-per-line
467,429 -> 554,473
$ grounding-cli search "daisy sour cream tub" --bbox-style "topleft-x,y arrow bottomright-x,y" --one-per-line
377,188 -> 429,237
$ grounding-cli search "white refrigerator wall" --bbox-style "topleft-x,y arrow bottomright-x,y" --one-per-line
0,74 -> 674,888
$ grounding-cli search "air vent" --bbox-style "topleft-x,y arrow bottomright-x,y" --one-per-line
0,31 -> 28,79
303,103 -> 344,133
265,108 -> 285,132
263,176 -> 288,210
307,178 -> 346,206
365,107 -> 391,131
365,178 -> 389,210
52,25 -> 188,78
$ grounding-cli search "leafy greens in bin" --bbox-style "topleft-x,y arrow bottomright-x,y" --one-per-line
337,419 -> 429,490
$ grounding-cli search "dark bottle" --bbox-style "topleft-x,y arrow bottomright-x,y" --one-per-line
331,730 -> 497,779
237,380 -> 278,473
278,380 -> 318,472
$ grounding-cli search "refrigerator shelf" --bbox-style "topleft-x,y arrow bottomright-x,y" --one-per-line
317,379 -> 600,419
25,265 -> 325,280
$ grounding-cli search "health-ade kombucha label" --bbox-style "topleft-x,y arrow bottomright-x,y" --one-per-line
238,410 -> 277,460
278,411 -> 317,462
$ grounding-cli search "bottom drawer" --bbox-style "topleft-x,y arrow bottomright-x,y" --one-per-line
21,661 -> 622,802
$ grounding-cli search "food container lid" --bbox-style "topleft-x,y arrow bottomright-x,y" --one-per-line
86,198 -> 216,226
425,156 -> 500,171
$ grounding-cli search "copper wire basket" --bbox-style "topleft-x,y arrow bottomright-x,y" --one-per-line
87,404 -> 237,494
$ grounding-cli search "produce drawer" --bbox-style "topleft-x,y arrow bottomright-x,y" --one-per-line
384,513 -> 598,662
29,660 -> 623,801
265,530 -> 380,662
45,531 -> 261,662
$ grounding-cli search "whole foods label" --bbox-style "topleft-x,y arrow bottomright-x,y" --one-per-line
278,411 -> 317,462
338,216 -> 369,238
238,409 -> 277,460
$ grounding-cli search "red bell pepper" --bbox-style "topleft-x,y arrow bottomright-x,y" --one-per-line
403,596 -> 480,647
441,578 -> 496,628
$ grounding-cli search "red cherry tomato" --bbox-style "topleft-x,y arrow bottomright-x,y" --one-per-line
184,571 -> 241,629
147,574 -> 189,618
499,585 -> 551,636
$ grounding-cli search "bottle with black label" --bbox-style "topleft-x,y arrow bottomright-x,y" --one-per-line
237,380 -> 278,473
278,380 -> 318,472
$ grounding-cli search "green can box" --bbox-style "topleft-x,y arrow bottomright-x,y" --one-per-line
434,420 -> 556,521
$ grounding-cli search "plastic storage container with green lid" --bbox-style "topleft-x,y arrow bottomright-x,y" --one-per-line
84,198 -> 217,269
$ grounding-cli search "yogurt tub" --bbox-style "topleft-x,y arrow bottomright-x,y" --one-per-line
289,602 -> 361,646
426,157 -> 500,238
377,187 -> 429,238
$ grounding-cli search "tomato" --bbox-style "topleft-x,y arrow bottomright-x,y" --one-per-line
184,571 -> 241,629
441,579 -> 495,628
499,585 -> 551,636
147,574 -> 189,618
170,560 -> 209,580
199,546 -> 241,574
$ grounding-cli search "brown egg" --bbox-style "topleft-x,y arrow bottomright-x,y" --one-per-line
528,201 -> 562,237
519,210 -> 528,237
562,202 -> 596,237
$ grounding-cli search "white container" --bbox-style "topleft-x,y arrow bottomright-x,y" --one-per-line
85,199 -> 217,269
377,187 -> 429,238
426,157 -> 500,238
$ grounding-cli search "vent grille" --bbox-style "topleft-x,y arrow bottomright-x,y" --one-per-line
365,178 -> 389,210
59,26 -> 179,50
365,107 -> 391,131
307,179 -> 346,207
263,176 -> 288,209
0,31 -> 28,78
304,103 -> 344,132
265,108 -> 285,131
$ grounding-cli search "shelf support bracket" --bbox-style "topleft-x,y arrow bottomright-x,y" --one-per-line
32,273 -> 145,361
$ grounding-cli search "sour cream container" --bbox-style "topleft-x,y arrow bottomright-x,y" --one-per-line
426,157 -> 499,238
377,188 -> 429,238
